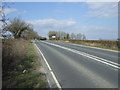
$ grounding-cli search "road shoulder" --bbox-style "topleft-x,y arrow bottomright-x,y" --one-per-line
34,42 -> 61,89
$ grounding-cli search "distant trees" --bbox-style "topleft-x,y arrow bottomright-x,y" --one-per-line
48,31 -> 70,40
48,31 -> 86,40
48,31 -> 57,40
21,28 -> 39,39
70,33 -> 86,40
70,33 -> 76,40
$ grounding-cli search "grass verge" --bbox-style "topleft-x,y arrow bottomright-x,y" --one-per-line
50,40 -> 119,51
2,39 -> 46,88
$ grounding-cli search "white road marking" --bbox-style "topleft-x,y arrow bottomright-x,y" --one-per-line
47,78 -> 52,88
41,41 -> 120,69
34,43 -> 62,89
66,42 -> 119,53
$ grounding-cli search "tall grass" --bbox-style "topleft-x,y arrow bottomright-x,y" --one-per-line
2,39 -> 29,76
2,39 -> 46,88
68,40 -> 119,50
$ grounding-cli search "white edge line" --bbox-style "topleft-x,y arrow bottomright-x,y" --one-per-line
47,78 -> 52,88
34,43 -> 62,89
42,41 -> 120,69
72,44 -> 119,52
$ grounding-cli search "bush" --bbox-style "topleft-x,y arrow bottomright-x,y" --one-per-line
2,39 -> 29,75
2,39 -> 46,88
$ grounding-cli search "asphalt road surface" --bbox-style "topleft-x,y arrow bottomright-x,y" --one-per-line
36,40 -> 119,88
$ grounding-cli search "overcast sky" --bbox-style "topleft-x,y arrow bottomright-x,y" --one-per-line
5,2 -> 118,40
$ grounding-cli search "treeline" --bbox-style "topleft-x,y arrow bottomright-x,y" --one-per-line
2,18 -> 46,40
48,31 -> 86,40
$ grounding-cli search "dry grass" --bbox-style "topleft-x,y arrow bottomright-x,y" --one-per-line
69,40 -> 119,50
53,40 -> 119,51
2,39 -> 46,88
2,39 -> 29,75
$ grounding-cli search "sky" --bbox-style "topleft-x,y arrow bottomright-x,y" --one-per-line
4,2 -> 118,40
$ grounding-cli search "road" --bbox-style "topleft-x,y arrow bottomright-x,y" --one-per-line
35,40 -> 119,88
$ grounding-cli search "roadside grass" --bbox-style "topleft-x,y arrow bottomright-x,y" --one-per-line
2,39 -> 46,88
50,40 -> 119,51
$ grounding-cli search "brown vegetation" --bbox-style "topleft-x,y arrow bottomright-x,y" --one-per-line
68,40 -> 119,51
2,39 -> 46,88
54,40 -> 119,51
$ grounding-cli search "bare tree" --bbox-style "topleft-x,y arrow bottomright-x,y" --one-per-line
48,31 -> 57,40
48,31 -> 86,40
82,34 -> 86,40
0,1 -> 9,37
66,33 -> 70,40
6,18 -> 31,38
70,33 -> 76,40
22,28 -> 39,39
76,33 -> 82,40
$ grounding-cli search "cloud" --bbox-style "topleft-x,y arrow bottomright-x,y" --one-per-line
27,18 -> 117,40
82,26 -> 118,40
86,2 -> 118,18
27,19 -> 78,31
27,19 -> 78,36
28,18 -> 76,26
3,8 -> 17,15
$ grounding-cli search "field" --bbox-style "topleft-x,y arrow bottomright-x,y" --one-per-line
54,40 -> 120,51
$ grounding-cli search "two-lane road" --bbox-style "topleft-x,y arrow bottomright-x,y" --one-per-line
36,40 -> 119,88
